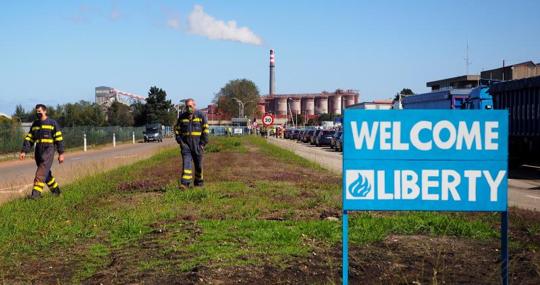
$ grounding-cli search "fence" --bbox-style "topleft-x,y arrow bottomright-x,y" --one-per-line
0,126 -> 145,154
208,126 -> 253,136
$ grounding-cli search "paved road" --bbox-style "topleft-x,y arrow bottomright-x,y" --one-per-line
0,139 -> 176,204
268,137 -> 540,211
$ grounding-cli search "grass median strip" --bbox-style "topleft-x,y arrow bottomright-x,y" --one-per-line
0,136 -> 537,284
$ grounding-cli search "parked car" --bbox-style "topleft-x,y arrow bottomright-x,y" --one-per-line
310,130 -> 322,145
291,129 -> 301,140
315,130 -> 335,147
330,130 -> 342,149
303,129 -> 315,143
283,128 -> 292,139
335,132 -> 343,152
297,129 -> 306,142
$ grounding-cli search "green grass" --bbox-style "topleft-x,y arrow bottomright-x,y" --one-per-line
244,135 -> 325,170
0,136 -> 513,282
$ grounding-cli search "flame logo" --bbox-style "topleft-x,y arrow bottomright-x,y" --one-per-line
348,173 -> 372,198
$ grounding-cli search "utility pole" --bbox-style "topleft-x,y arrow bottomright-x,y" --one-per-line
464,41 -> 472,75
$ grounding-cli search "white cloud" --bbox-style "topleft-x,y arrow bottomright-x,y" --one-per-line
167,17 -> 181,30
187,5 -> 262,45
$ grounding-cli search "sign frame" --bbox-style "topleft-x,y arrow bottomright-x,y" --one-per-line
262,113 -> 274,127
341,109 -> 509,285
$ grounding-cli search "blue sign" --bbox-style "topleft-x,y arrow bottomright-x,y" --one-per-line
342,110 -> 508,212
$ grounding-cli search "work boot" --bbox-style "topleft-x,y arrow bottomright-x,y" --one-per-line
194,181 -> 204,187
29,190 -> 42,200
51,187 -> 61,196
179,183 -> 189,191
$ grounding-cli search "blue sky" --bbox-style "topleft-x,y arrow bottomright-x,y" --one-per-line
1,0 -> 539,115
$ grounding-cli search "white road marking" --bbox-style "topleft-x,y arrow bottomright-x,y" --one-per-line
526,195 -> 540,200
114,155 -> 138,159
0,183 -> 33,193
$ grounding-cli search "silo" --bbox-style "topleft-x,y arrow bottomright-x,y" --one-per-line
290,98 -> 301,115
302,97 -> 315,115
276,97 -> 288,116
315,97 -> 329,114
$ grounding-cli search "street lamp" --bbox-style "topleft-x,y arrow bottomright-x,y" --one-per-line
233,98 -> 259,119
287,98 -> 297,128
232,98 -> 244,118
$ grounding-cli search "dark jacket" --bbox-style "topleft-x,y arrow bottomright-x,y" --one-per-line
174,110 -> 209,149
22,118 -> 65,155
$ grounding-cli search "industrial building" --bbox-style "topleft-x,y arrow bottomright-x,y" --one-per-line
258,89 -> 359,119
95,86 -> 145,108
480,61 -> 540,81
427,75 -> 480,91
346,100 -> 393,110
260,49 -> 359,122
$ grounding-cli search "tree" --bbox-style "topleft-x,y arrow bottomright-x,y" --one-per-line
107,101 -> 134,126
132,102 -> 146,126
144,86 -> 176,125
394,88 -> 414,101
13,105 -> 34,122
61,101 -> 106,127
214,79 -> 260,118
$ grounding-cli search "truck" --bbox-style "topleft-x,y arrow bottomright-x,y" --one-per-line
489,76 -> 540,166
143,123 -> 163,143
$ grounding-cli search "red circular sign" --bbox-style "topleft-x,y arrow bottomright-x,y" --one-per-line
262,114 -> 274,126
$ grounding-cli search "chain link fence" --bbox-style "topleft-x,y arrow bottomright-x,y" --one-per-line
0,126 -> 145,154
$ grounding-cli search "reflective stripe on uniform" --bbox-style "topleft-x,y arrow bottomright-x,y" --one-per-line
38,139 -> 54,143
183,169 -> 192,174
54,137 -> 63,142
35,182 -> 46,187
182,132 -> 201,136
41,125 -> 54,130
33,186 -> 43,192
47,178 -> 56,185
31,126 -> 40,131
50,182 -> 58,189
203,129 -> 209,134
182,175 -> 192,180
193,118 -> 202,122
202,124 -> 209,128
181,119 -> 190,122
25,136 -> 33,141
54,131 -> 62,137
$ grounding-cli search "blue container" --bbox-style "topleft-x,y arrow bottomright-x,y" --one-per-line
402,89 -> 472,109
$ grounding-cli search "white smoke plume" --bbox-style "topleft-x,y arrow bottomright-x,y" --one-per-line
187,5 -> 262,45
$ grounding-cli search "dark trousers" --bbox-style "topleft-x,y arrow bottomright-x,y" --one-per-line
33,146 -> 59,192
180,145 -> 204,186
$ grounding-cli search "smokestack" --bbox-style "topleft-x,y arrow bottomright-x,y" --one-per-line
269,49 -> 275,97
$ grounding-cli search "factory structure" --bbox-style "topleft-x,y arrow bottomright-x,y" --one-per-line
257,49 -> 359,123
95,86 -> 145,108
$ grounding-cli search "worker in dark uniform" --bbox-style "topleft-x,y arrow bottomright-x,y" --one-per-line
19,104 -> 65,199
174,98 -> 209,189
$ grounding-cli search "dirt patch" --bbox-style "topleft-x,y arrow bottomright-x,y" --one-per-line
204,148 -> 340,186
182,234 -> 539,285
83,221 -> 202,285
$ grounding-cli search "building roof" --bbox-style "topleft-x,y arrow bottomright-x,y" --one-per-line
426,75 -> 480,88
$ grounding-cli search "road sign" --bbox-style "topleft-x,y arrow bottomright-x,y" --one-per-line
341,109 -> 509,285
262,114 -> 274,126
